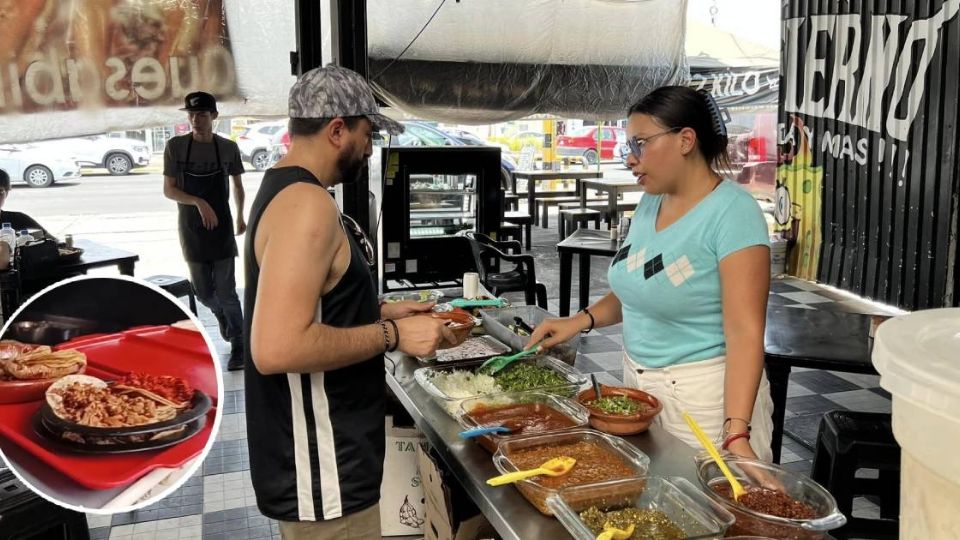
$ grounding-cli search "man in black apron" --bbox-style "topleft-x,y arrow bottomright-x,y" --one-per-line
163,91 -> 247,370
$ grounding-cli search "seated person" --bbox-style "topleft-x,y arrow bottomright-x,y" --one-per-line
0,170 -> 47,234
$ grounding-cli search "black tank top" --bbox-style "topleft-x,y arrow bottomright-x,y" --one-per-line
243,166 -> 384,522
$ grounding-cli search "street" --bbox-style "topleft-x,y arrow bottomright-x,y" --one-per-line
7,159 -> 633,288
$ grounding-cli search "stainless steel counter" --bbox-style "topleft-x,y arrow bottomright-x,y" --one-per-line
384,352 -> 701,540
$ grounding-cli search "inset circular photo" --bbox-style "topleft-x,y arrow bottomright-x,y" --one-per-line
0,275 -> 222,513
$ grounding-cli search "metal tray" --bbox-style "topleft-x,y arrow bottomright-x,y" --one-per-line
419,335 -> 511,364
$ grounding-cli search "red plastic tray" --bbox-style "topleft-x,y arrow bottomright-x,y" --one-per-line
0,326 -> 219,490
56,325 -> 219,404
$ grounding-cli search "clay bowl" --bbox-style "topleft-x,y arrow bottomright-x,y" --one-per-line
430,309 -> 477,349
576,385 -> 662,435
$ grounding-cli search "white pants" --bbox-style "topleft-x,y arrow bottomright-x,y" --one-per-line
621,353 -> 774,462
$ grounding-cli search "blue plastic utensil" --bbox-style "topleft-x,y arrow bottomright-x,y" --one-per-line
458,426 -> 511,439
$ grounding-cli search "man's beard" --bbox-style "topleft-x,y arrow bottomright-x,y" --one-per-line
336,145 -> 367,184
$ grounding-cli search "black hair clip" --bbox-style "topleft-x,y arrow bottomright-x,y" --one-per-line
699,90 -> 728,138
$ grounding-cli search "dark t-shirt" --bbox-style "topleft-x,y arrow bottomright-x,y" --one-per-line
163,134 -> 245,178
0,210 -> 46,236
163,134 -> 245,262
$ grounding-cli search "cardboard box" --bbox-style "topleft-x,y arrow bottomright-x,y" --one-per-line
380,416 -> 427,536
417,442 -> 497,540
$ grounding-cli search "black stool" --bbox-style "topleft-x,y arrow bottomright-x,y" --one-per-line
0,470 -> 89,539
559,208 -> 601,240
504,192 -> 520,211
811,410 -> 900,539
498,223 -> 522,252
504,210 -> 533,250
146,275 -> 197,315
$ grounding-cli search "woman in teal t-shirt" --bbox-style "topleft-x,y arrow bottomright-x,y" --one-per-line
528,87 -> 774,461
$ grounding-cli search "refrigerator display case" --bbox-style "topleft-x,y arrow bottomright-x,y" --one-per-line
380,146 -> 502,291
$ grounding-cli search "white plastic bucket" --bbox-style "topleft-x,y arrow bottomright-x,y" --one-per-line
872,308 -> 960,538
770,237 -> 788,275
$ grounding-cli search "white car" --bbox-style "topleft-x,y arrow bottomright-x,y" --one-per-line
0,145 -> 81,188
33,135 -> 151,176
237,121 -> 286,171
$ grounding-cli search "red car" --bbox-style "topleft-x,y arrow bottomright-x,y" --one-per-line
555,126 -> 625,165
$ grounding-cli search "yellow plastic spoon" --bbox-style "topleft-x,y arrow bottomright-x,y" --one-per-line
682,411 -> 746,501
596,523 -> 635,540
485,456 -> 576,486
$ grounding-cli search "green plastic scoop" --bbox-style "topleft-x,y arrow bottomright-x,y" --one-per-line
478,343 -> 540,375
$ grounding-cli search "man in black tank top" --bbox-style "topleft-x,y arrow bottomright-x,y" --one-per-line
243,65 -> 455,539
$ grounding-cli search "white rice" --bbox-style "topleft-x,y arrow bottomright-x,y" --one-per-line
428,370 -> 500,415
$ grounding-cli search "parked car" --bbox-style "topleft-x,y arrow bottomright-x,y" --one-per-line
614,133 -> 630,168
391,121 -> 517,187
237,121 -> 286,171
269,121 -> 518,187
728,109 -> 778,199
490,130 -> 545,154
0,145 -> 81,188
555,126 -> 625,165
32,135 -> 150,176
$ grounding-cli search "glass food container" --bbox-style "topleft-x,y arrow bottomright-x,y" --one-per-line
457,390 -> 590,452
414,355 -> 586,418
491,429 -> 650,515
547,476 -> 736,540
695,456 -> 846,539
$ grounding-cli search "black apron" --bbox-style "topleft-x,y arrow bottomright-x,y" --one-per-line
177,135 -> 237,262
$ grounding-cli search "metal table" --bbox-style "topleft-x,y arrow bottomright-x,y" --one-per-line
511,170 -> 603,227
64,239 -> 139,276
764,306 -> 879,463
579,178 -> 644,227
384,352 -> 700,540
556,228 -> 620,316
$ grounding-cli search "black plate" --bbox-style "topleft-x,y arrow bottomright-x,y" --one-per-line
33,413 -> 206,454
41,390 -> 211,437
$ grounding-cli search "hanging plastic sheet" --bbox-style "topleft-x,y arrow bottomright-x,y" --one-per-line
367,0 -> 690,123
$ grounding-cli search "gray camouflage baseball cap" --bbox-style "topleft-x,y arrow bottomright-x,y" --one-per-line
289,64 -> 404,135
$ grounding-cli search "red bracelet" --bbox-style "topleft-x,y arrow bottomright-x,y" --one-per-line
722,431 -> 751,450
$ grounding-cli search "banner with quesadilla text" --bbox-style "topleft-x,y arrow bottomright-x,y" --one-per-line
0,0 -> 237,113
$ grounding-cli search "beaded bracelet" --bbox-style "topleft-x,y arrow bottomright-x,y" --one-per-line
377,320 -> 392,353
386,319 -> 400,353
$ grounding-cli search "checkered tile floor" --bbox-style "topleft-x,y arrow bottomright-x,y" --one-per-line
85,279 -> 896,540
2,215 -> 905,538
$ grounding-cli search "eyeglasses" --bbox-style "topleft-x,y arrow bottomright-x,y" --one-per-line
626,127 -> 681,160
341,214 -> 375,267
